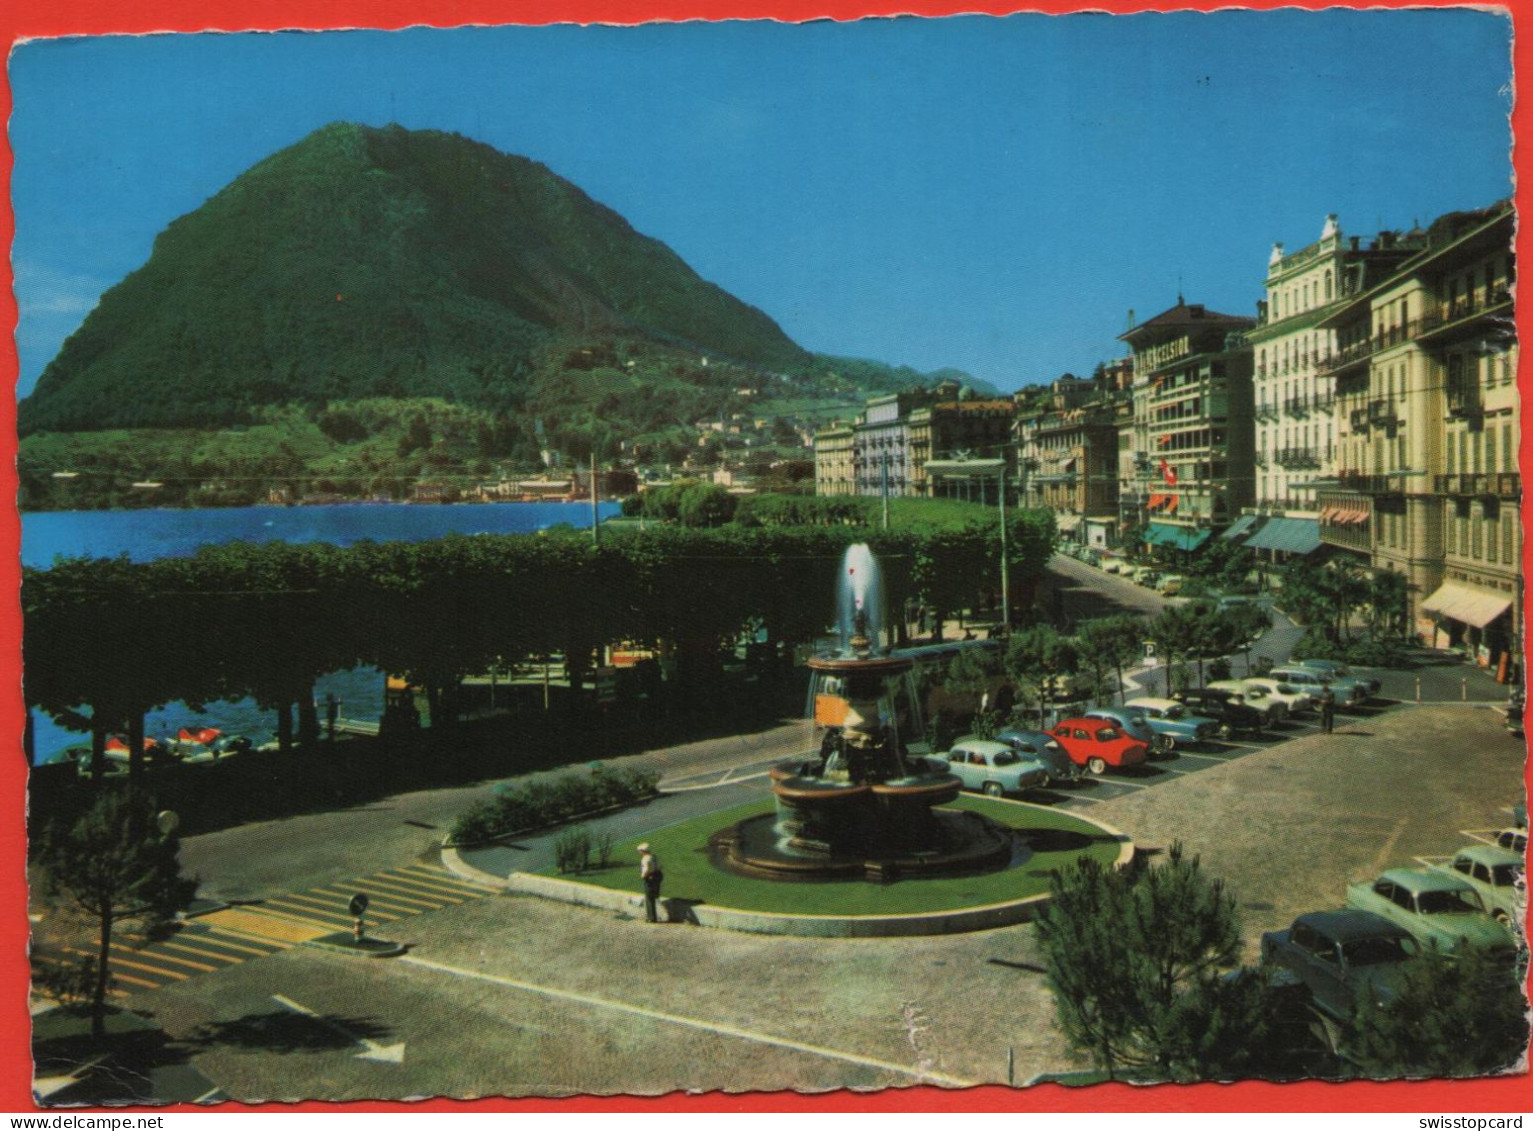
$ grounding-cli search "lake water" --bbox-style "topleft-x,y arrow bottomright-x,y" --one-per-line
24,501 -> 621,763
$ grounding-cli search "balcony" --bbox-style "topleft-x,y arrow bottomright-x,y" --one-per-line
1315,337 -> 1379,376
1433,473 -> 1521,499
1274,447 -> 1322,469
1446,378 -> 1482,418
1255,402 -> 1280,422
1418,288 -> 1515,343
1367,400 -> 1398,427
1335,470 -> 1417,495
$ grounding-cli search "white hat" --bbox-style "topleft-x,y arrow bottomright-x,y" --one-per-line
637,843 -> 651,852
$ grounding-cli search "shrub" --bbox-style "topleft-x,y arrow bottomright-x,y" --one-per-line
1207,658 -> 1232,682
596,831 -> 616,869
553,826 -> 592,873
1293,630 -> 1342,660
452,766 -> 663,843
1343,638 -> 1408,667
448,801 -> 502,844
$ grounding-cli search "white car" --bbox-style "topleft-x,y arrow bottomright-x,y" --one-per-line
1207,680 -> 1288,723
1234,677 -> 1314,716
1268,665 -> 1369,705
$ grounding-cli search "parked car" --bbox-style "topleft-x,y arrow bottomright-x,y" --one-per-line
1260,910 -> 1419,1027
1207,679 -> 1288,724
1236,676 -> 1316,716
1292,658 -> 1381,696
1269,665 -> 1369,706
1429,845 -> 1526,926
1173,687 -> 1265,737
1083,707 -> 1172,756
1137,570 -> 1163,589
1495,828 -> 1528,855
1122,696 -> 1220,749
1157,574 -> 1185,596
937,739 -> 1049,797
1100,558 -> 1126,575
992,728 -> 1079,787
1048,717 -> 1150,775
1344,868 -> 1518,955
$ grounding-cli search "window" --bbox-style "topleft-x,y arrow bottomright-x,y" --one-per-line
1325,270 -> 1333,300
1504,423 -> 1514,471
1446,432 -> 1456,474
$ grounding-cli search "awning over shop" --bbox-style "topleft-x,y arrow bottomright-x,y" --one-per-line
1144,522 -> 1211,552
1221,514 -> 1259,540
1055,514 -> 1083,533
1420,582 -> 1513,628
1244,516 -> 1322,555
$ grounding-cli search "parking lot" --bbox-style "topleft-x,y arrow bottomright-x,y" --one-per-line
37,694 -> 1523,1102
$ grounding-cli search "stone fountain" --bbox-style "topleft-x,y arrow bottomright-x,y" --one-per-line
715,544 -> 1014,882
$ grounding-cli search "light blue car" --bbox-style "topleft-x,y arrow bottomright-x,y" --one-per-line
1122,697 -> 1221,749
938,739 -> 1049,797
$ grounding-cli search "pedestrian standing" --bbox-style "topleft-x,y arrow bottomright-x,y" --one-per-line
638,843 -> 662,923
1319,687 -> 1336,734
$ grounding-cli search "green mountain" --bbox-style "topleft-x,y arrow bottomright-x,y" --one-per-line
19,122 -> 814,435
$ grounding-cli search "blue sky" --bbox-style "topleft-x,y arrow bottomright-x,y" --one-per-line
9,10 -> 1514,397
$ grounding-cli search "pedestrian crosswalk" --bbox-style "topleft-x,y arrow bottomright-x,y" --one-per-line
91,863 -> 491,995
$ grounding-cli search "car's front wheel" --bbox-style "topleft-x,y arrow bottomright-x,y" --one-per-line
1494,909 -> 1512,927
983,782 -> 1004,797
1087,756 -> 1108,776
1159,735 -> 1177,753
1218,723 -> 1234,740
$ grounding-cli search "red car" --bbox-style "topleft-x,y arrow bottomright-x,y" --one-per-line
1049,717 -> 1150,775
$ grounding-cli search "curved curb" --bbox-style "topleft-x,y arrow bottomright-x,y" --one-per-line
440,845 -> 511,890
462,799 -> 1134,938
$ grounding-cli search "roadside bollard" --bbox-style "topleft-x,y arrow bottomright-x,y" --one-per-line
349,892 -> 370,943
1415,677 -> 1421,703
1463,678 -> 1469,701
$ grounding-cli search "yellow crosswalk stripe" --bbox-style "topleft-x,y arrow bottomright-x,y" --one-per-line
399,865 -> 487,893
307,888 -> 413,918
130,945 -> 221,973
318,885 -> 436,913
344,880 -> 442,907
263,897 -> 356,924
199,907 -> 329,944
370,872 -> 473,900
68,947 -> 187,982
200,927 -> 290,955
154,940 -> 240,969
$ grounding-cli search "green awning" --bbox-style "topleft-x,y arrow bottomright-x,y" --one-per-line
1220,514 -> 1259,540
1244,516 -> 1322,554
1144,522 -> 1211,551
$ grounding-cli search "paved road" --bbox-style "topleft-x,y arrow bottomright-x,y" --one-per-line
77,700 -> 1523,1103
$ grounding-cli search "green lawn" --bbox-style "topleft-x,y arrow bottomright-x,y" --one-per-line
544,796 -> 1126,916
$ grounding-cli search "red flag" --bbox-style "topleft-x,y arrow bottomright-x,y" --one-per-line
1160,459 -> 1178,486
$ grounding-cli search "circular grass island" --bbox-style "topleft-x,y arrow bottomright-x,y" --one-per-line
503,795 -> 1132,937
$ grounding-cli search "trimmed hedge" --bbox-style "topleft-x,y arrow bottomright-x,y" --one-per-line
449,764 -> 660,845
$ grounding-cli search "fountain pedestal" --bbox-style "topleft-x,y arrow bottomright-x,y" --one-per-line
717,597 -> 1015,882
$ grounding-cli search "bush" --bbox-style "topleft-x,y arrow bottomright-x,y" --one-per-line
1343,638 -> 1408,667
1207,658 -> 1232,682
1293,630 -> 1342,660
553,826 -> 592,874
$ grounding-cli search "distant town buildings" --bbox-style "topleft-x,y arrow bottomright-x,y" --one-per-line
810,197 -> 1519,671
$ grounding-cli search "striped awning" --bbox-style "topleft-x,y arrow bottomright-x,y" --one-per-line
1145,522 -> 1211,551
1420,582 -> 1512,628
1221,514 -> 1260,540
1244,516 -> 1322,555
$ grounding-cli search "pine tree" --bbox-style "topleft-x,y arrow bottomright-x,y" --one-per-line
39,789 -> 197,1039
1349,942 -> 1529,1077
1034,843 -> 1278,1081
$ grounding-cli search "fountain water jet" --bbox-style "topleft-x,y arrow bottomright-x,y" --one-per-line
715,544 -> 1014,882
